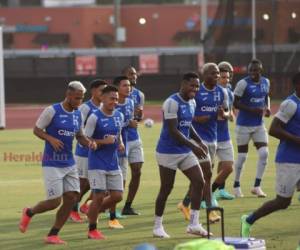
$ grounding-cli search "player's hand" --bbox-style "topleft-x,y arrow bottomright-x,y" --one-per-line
228,112 -> 235,122
193,115 -> 210,123
88,140 -> 97,150
198,142 -> 208,154
191,145 -> 207,160
251,108 -> 264,116
264,108 -> 271,117
134,107 -> 143,120
129,119 -> 138,128
217,106 -> 225,120
118,143 -> 125,153
103,135 -> 116,144
49,137 -> 64,151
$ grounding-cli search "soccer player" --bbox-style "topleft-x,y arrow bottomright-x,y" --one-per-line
241,72 -> 300,237
153,72 -> 209,238
70,79 -> 107,222
107,76 -> 135,229
178,63 -> 229,223
85,85 -> 125,240
233,59 -> 271,198
19,81 -> 96,244
121,66 -> 145,215
214,62 -> 235,200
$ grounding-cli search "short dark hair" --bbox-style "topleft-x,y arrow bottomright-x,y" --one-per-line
101,85 -> 118,95
122,66 -> 135,75
89,79 -> 108,89
292,72 -> 300,86
183,72 -> 199,82
249,59 -> 263,67
113,76 -> 129,86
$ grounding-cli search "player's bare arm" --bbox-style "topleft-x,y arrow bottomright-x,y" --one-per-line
33,126 -> 64,152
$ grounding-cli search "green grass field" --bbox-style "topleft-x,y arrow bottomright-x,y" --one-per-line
0,120 -> 299,250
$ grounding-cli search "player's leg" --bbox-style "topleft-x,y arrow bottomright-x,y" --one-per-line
241,163 -> 299,237
19,167 -> 65,234
252,125 -> 269,197
181,160 -> 208,237
215,142 -> 234,200
87,170 -> 107,240
153,162 -> 176,238
123,141 -> 144,215
233,126 -> 251,197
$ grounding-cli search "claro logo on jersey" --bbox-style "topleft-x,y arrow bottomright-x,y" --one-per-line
250,97 -> 265,103
58,130 -> 75,137
201,106 -> 218,112
179,120 -> 192,127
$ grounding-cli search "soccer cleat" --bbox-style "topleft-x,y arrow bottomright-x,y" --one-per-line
234,187 -> 244,198
177,202 -> 190,221
69,211 -> 84,223
19,207 -> 32,233
209,211 -> 221,224
108,219 -> 124,229
215,189 -> 235,200
211,195 -> 219,207
80,203 -> 90,215
153,226 -> 170,238
251,187 -> 267,198
88,229 -> 105,240
240,215 -> 251,238
186,224 -> 211,237
121,207 -> 140,215
44,235 -> 66,245
200,201 -> 207,209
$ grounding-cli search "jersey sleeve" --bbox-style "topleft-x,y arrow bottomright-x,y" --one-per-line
138,91 -> 145,109
84,113 -> 98,137
275,99 -> 297,124
234,79 -> 247,97
79,103 -> 90,123
266,78 -> 271,94
222,88 -> 229,110
35,106 -> 55,129
162,98 -> 178,119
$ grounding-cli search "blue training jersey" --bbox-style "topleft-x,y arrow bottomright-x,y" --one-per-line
192,84 -> 228,143
127,87 -> 144,142
235,76 -> 270,127
41,103 -> 82,168
217,84 -> 233,142
115,98 -> 134,157
156,93 -> 196,154
75,100 -> 100,157
86,109 -> 124,172
275,94 -> 300,164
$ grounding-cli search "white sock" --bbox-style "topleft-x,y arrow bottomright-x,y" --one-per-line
154,216 -> 163,229
255,147 -> 268,180
234,153 -> 247,183
190,209 -> 199,226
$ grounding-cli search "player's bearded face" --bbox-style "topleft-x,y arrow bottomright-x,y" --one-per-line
249,64 -> 261,82
186,78 -> 200,99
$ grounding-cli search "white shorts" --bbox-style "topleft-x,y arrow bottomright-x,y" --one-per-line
127,140 -> 144,164
276,163 -> 300,198
88,170 -> 123,192
43,166 -> 80,200
235,125 -> 268,146
119,157 -> 128,181
75,155 -> 88,179
216,140 -> 234,162
156,152 -> 199,171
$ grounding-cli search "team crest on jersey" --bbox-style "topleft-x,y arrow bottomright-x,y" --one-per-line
72,114 -> 80,128
213,91 -> 221,102
260,83 -> 268,93
113,116 -> 122,128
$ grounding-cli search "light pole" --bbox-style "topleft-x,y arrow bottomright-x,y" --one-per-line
252,0 -> 256,59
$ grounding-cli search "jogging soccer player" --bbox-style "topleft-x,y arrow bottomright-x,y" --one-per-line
121,66 -> 145,215
233,59 -> 271,198
19,81 -> 97,244
241,72 -> 300,237
85,85 -> 125,240
106,76 -> 135,229
153,72 -> 209,238
70,79 -> 107,222
178,63 -> 229,223
214,62 -> 235,200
